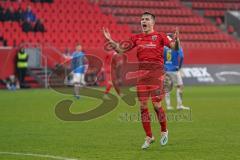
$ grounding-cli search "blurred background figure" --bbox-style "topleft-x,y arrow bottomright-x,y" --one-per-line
14,7 -> 24,22
71,44 -> 88,99
164,33 -> 189,110
102,51 -> 122,99
4,6 -> 14,21
16,48 -> 29,88
24,5 -> 36,22
102,51 -> 115,99
34,19 -> 45,32
0,75 -> 20,91
22,18 -> 33,32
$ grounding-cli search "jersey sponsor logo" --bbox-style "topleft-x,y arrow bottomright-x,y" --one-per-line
166,50 -> 172,61
139,43 -> 156,48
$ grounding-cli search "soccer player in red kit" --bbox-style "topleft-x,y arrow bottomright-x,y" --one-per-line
103,51 -> 116,99
103,12 -> 180,149
103,51 -> 122,99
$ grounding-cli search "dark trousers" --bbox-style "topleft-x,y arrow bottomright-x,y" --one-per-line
17,68 -> 27,88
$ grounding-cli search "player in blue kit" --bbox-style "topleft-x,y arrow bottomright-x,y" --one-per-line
164,34 -> 190,110
71,44 -> 88,99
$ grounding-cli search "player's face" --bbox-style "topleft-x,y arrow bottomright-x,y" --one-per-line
141,14 -> 155,33
76,45 -> 82,51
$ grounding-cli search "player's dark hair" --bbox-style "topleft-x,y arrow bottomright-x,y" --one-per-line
167,33 -> 174,39
142,12 -> 155,21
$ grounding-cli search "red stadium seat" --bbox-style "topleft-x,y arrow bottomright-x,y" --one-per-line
1,0 -> 239,50
227,25 -> 235,34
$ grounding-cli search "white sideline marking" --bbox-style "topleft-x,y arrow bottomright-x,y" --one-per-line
0,151 -> 78,160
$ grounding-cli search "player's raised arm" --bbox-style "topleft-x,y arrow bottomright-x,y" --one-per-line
169,27 -> 180,51
102,27 -> 129,54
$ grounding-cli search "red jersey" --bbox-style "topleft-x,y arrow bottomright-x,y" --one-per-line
130,31 -> 171,65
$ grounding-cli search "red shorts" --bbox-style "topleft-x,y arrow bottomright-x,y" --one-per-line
136,70 -> 165,102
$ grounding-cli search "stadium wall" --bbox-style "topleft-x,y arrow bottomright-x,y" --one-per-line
183,47 -> 240,64
0,48 -> 16,80
1,47 -> 240,80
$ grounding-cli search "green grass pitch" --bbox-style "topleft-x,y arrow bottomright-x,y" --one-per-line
0,86 -> 240,160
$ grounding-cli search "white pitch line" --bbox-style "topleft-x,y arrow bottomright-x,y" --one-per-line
0,151 -> 78,160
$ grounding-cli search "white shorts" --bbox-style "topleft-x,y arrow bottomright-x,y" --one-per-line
73,73 -> 85,85
166,71 -> 183,86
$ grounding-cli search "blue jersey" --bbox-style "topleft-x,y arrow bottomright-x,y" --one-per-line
164,47 -> 184,72
71,51 -> 85,73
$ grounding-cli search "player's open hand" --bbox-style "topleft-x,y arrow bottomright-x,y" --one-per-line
102,27 -> 112,41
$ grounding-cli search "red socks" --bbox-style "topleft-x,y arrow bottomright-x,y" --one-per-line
141,108 -> 152,137
104,83 -> 112,94
154,107 -> 167,132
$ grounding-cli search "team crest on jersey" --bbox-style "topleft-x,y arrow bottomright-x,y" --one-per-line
152,35 -> 157,41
